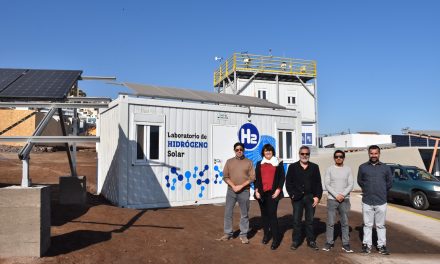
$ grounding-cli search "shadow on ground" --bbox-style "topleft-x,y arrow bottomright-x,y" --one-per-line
49,184 -> 111,226
46,208 -> 150,256
247,214 -> 327,246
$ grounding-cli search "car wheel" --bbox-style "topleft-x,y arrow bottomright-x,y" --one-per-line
411,191 -> 429,210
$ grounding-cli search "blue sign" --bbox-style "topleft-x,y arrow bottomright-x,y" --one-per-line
302,133 -> 313,145
238,123 -> 259,150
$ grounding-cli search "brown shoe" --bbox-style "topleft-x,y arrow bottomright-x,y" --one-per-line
240,236 -> 249,244
216,234 -> 232,241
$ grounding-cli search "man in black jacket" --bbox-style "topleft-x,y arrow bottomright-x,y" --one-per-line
286,146 -> 323,251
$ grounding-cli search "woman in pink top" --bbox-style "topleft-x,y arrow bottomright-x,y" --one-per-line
254,144 -> 285,250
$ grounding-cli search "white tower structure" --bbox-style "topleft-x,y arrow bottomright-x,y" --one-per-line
214,53 -> 318,146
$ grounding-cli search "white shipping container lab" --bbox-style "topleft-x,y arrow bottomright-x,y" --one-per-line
98,87 -> 301,209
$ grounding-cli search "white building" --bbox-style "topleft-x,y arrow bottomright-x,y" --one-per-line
321,133 -> 392,148
214,53 -> 318,146
97,83 -> 302,209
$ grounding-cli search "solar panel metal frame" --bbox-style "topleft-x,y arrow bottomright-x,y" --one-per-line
0,69 -> 82,102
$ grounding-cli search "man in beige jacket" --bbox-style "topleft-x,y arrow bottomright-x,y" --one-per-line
217,142 -> 255,244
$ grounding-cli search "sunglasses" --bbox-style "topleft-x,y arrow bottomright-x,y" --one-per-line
235,148 -> 244,152
334,155 -> 344,159
300,152 -> 310,156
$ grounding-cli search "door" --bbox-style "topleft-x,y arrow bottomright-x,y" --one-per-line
390,166 -> 412,200
211,125 -> 237,198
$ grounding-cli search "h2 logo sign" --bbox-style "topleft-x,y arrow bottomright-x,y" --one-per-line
238,123 -> 259,150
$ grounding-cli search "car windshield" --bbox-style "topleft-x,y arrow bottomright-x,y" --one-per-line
405,168 -> 439,182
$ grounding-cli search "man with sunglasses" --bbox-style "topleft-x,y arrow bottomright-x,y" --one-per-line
322,150 -> 354,253
217,142 -> 255,244
286,146 -> 323,251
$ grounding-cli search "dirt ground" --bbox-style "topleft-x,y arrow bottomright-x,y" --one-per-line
1,151 -> 440,264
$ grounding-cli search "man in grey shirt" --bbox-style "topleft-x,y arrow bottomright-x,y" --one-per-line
357,145 -> 392,255
322,150 -> 354,253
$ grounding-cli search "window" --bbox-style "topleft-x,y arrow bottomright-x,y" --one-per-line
287,96 -> 296,105
136,125 -> 145,159
406,168 -> 437,181
392,168 -> 401,178
286,90 -> 297,106
302,133 -> 313,145
257,90 -> 267,100
286,131 -> 292,158
278,130 -> 294,159
149,126 -> 159,159
136,124 -> 162,161
132,113 -> 165,165
278,131 -> 283,158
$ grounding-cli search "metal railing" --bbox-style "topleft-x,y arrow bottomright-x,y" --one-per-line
214,53 -> 317,86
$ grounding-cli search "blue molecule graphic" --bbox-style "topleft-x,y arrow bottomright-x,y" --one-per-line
167,167 -> 182,191
165,175 -> 170,188
165,164 -> 213,192
197,178 -> 210,185
214,166 -> 224,184
199,186 -> 205,198
192,166 -> 199,178
171,178 -> 177,191
198,165 -> 209,177
184,171 -> 192,190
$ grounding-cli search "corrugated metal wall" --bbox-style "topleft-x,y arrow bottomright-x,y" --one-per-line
98,104 -> 121,205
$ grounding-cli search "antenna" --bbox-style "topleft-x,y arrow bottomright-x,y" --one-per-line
401,127 -> 410,134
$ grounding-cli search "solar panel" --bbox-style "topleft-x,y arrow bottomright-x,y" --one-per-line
0,69 -> 27,93
0,69 -> 82,101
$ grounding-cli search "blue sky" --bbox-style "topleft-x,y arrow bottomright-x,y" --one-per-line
1,0 -> 439,135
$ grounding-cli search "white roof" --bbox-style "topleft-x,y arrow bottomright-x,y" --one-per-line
123,82 -> 286,110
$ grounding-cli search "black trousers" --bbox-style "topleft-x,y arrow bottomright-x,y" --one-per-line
258,191 -> 280,241
292,194 -> 315,243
